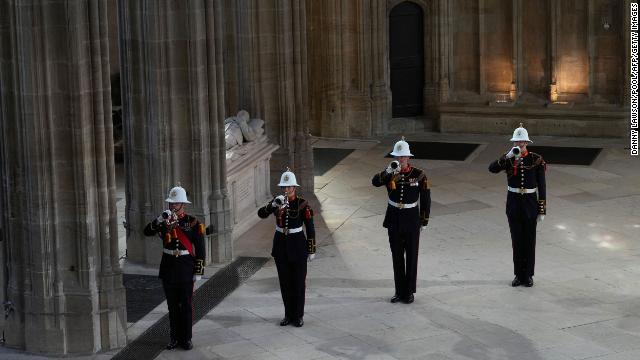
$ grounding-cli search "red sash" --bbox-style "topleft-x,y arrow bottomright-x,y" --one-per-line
174,227 -> 194,256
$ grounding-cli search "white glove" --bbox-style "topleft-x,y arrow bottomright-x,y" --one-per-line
272,195 -> 286,208
385,160 -> 400,174
421,226 -> 427,232
307,253 -> 315,262
505,147 -> 519,159
537,215 -> 545,223
193,275 -> 202,282
156,210 -> 172,223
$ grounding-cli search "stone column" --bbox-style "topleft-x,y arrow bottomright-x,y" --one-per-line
0,0 -> 126,354
588,0 -> 596,101
479,0 -> 486,95
371,0 -> 392,135
549,1 -> 559,102
438,0 -> 451,103
513,0 -> 523,100
232,0 -> 312,191
119,0 -> 232,264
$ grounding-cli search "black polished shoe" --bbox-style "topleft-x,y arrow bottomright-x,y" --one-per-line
166,339 -> 178,350
390,294 -> 402,303
293,318 -> 304,327
402,294 -> 414,304
280,317 -> 291,326
524,277 -> 534,287
511,276 -> 522,287
180,340 -> 193,350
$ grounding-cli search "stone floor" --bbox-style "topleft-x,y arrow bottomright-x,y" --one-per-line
2,131 -> 639,360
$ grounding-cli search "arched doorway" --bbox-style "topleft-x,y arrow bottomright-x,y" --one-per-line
389,1 -> 424,117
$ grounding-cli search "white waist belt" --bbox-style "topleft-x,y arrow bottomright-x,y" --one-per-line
388,200 -> 418,209
163,248 -> 190,256
508,186 -> 537,194
276,226 -> 303,234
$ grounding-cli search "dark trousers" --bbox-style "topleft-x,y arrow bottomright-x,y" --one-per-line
507,216 -> 537,279
163,280 -> 194,343
388,227 -> 420,297
275,259 -> 307,320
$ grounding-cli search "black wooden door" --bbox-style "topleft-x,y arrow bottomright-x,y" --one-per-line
389,2 -> 424,117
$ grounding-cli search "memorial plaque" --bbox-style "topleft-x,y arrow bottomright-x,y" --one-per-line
234,176 -> 255,222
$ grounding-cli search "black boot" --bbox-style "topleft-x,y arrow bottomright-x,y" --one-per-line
511,276 -> 522,287
166,339 -> 178,350
280,317 -> 291,326
180,340 -> 193,350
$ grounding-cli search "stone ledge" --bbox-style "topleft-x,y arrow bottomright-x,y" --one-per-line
437,104 -> 628,138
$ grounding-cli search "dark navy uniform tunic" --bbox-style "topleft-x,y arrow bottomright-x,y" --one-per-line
372,166 -> 431,298
258,196 -> 315,321
144,214 -> 205,344
489,151 -> 546,279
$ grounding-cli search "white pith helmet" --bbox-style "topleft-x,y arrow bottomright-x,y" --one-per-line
278,168 -> 299,187
510,123 -> 532,143
165,185 -> 191,203
390,136 -> 414,157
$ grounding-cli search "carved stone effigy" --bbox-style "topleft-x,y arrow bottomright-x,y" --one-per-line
225,111 -> 277,240
225,110 -> 266,150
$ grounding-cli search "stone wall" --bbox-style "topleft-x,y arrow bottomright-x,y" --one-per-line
306,0 -> 629,138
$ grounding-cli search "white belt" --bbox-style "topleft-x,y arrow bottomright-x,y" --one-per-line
508,186 -> 537,194
163,249 -> 190,256
388,200 -> 418,209
275,226 -> 303,235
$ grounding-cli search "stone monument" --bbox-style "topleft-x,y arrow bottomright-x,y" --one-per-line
225,110 -> 278,240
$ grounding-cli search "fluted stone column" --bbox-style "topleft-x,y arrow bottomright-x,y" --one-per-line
438,0 -> 451,103
0,0 -> 126,354
371,0 -> 393,134
227,0 -> 313,191
119,0 -> 232,264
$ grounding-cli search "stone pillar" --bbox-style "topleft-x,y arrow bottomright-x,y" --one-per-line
549,1 -> 559,102
371,0 -> 392,135
513,0 -> 523,101
479,0 -> 486,96
438,0 -> 451,103
230,0 -> 312,191
119,0 -> 233,264
588,0 -> 596,101
0,0 -> 126,354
